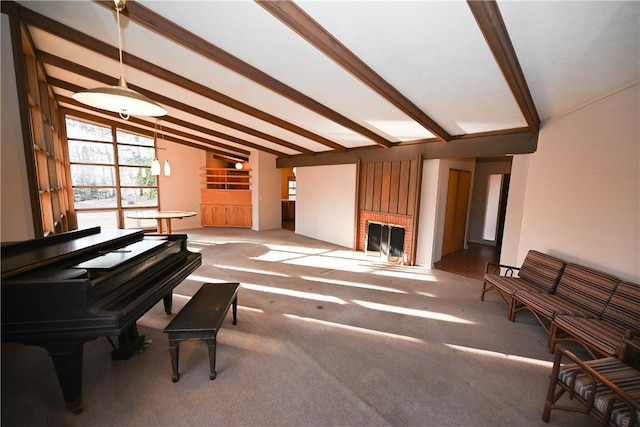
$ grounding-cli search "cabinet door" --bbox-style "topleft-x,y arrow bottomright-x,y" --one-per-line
240,206 -> 252,227
212,205 -> 227,226
200,205 -> 214,226
201,205 -> 227,226
224,206 -> 252,227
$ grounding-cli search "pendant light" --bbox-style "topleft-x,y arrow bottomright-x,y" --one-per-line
72,0 -> 166,120
151,119 -> 171,177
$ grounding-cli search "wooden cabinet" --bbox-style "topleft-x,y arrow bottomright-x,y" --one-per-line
200,168 -> 252,228
281,200 -> 295,221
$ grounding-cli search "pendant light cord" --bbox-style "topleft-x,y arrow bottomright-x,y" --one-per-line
115,0 -> 129,120
116,7 -> 125,83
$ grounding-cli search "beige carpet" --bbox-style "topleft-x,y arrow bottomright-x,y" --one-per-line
1,227 -> 596,426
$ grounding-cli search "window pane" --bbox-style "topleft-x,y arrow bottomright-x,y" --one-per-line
288,179 -> 296,200
73,188 -> 117,208
118,145 -> 155,166
65,118 -> 112,141
117,129 -> 154,147
483,174 -> 502,241
71,165 -> 116,185
77,211 -> 118,230
68,140 -> 114,164
121,188 -> 158,207
119,166 -> 156,187
124,209 -> 158,229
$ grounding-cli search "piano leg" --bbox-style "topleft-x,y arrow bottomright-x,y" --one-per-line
46,341 -> 85,414
163,291 -> 173,315
111,324 -> 147,360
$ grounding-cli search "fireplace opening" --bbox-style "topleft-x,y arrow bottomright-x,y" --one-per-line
366,222 -> 405,260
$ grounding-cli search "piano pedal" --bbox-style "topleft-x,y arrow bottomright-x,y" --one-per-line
111,335 -> 148,360
135,338 -> 152,354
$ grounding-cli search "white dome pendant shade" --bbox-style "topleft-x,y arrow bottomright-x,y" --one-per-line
73,76 -> 167,120
72,0 -> 166,120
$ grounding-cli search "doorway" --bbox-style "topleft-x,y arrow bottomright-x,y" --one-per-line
281,168 -> 296,231
442,169 -> 471,256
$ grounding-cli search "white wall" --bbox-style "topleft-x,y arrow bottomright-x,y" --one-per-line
500,154 -> 529,267
156,141 -> 203,231
415,159 -> 441,267
296,164 -> 356,248
1,15 -> 35,242
251,150 -> 281,231
503,84 -> 639,282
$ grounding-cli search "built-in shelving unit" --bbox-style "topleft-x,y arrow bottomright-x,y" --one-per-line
201,167 -> 251,190
200,168 -> 252,228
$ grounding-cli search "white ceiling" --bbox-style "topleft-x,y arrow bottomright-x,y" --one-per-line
9,0 -> 640,162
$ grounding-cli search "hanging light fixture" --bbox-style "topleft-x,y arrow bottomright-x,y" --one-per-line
72,0 -> 166,120
151,119 -> 161,175
151,119 -> 171,176
151,157 -> 161,176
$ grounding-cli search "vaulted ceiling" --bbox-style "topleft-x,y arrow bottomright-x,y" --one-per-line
4,1 -> 639,167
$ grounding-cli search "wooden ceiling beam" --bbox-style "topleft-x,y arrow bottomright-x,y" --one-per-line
257,0 -> 452,142
52,80 -> 286,158
468,0 -> 540,133
60,107 -> 249,162
56,96 -> 251,161
277,131 -> 538,168
38,51 -> 309,155
98,0 -> 393,148
158,115 -> 285,158
10,0 -> 345,153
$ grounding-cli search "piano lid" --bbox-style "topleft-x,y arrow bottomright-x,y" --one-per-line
1,227 -> 145,279
70,240 -> 166,271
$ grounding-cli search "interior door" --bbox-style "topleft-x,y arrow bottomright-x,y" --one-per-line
442,169 -> 471,256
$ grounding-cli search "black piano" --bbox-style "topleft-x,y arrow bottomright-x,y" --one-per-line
1,227 -> 202,413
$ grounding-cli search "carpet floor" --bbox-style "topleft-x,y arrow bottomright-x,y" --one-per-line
1,227 -> 597,426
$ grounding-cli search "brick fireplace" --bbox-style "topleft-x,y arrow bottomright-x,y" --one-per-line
356,158 -> 422,265
358,212 -> 413,263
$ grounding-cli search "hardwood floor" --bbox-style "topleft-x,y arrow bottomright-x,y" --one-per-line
434,243 -> 500,280
282,220 -> 295,231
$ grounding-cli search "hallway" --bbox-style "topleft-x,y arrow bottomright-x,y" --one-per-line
434,243 -> 500,280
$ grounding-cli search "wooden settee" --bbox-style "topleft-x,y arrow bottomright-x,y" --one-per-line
482,250 -> 640,357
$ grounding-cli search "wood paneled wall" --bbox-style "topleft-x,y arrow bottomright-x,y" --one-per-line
356,157 -> 422,264
358,160 -> 419,215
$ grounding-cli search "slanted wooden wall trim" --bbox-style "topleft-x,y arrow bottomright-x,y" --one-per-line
356,156 -> 422,265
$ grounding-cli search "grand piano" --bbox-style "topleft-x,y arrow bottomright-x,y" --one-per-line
1,227 -> 202,413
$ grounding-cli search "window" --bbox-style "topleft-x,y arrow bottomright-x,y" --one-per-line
21,32 -> 71,236
66,117 -> 158,230
483,174 -> 502,241
287,177 -> 296,200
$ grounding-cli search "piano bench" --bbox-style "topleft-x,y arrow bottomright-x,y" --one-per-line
163,282 -> 239,382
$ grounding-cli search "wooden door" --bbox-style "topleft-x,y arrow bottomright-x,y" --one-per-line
442,169 -> 471,256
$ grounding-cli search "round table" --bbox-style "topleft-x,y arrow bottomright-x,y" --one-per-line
126,211 -> 197,233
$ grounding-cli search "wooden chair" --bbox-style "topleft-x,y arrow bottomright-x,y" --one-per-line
543,337 -> 640,426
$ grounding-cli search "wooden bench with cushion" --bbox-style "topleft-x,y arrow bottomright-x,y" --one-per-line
550,281 -> 640,358
543,340 -> 640,427
163,282 -> 239,382
481,250 -> 566,321
513,264 -> 619,339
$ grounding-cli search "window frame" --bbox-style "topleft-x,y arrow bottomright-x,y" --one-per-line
65,114 -> 160,230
